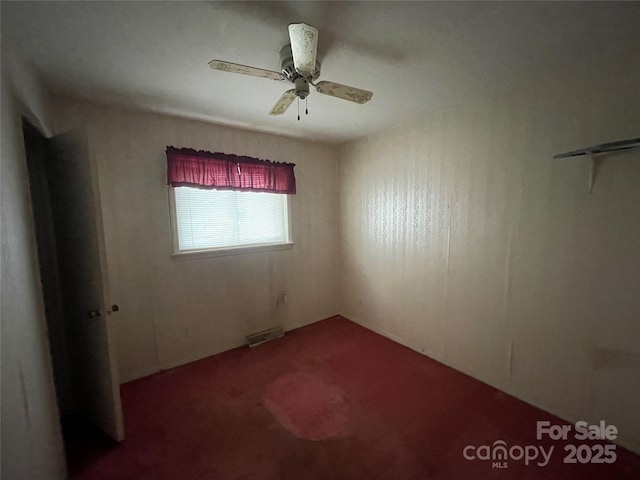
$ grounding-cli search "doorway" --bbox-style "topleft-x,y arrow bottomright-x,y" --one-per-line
22,119 -> 125,462
23,119 -> 74,418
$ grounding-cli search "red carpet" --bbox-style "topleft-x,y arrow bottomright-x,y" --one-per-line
67,316 -> 640,479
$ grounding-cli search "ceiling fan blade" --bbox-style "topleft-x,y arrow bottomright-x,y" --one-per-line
208,60 -> 285,81
315,81 -> 373,104
288,23 -> 318,74
269,90 -> 297,115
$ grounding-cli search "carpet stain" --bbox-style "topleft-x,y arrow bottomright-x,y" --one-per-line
264,372 -> 349,441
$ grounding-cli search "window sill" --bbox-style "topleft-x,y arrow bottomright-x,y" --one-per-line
172,242 -> 295,260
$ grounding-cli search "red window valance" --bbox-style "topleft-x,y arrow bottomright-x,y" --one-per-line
166,146 -> 296,194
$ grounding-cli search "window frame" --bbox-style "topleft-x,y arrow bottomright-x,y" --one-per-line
168,186 -> 294,260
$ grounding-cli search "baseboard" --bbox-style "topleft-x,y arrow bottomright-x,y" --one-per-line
123,314 -> 342,384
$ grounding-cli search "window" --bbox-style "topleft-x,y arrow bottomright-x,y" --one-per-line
165,146 -> 296,256
171,186 -> 290,253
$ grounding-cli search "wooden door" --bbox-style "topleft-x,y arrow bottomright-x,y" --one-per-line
47,130 -> 124,441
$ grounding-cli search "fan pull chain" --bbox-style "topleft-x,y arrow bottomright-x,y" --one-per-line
305,97 -> 308,116
297,98 -> 300,121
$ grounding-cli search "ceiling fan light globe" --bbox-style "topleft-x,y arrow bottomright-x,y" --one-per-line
288,23 -> 318,75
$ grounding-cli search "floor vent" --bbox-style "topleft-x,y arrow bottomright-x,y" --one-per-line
246,326 -> 284,347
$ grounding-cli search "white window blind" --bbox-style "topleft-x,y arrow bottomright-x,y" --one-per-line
173,187 -> 289,252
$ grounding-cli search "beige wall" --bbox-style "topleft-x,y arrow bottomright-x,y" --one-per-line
52,99 -> 340,382
1,51 -> 67,479
339,45 -> 640,453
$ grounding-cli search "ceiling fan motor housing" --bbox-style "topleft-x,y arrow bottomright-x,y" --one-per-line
294,77 -> 310,99
280,44 -> 320,84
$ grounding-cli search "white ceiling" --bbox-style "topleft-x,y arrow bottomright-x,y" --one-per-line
2,1 -> 639,144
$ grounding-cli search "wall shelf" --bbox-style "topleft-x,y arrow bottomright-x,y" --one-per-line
553,137 -> 640,192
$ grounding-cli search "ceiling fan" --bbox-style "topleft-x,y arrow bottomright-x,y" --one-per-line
209,23 -> 373,119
